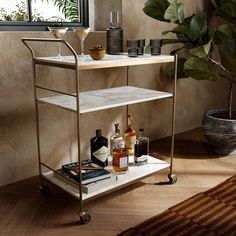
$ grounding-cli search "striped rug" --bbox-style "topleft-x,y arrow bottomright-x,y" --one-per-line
118,175 -> 236,236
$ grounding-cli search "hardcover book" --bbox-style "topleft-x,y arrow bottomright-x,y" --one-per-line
61,160 -> 111,185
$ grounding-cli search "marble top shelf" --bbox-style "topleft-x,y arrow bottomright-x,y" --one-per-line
42,156 -> 170,201
35,54 -> 175,70
38,86 -> 172,113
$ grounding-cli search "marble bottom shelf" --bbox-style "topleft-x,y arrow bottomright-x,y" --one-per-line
38,86 -> 173,113
42,156 -> 170,201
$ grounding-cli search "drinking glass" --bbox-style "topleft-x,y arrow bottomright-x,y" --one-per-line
73,27 -> 91,59
48,26 -> 68,59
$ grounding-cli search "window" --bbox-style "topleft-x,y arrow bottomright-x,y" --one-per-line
0,0 -> 88,31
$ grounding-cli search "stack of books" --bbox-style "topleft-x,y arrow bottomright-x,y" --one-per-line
55,159 -> 111,194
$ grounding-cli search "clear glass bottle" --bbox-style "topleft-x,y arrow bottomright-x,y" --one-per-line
134,128 -> 149,165
106,11 -> 123,55
110,123 -> 125,155
124,114 -> 136,155
90,129 -> 109,167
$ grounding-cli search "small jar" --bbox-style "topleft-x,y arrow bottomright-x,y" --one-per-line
113,148 -> 129,172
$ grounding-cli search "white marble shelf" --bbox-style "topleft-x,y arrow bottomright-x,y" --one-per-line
38,86 -> 172,113
35,54 -> 175,70
42,156 -> 170,201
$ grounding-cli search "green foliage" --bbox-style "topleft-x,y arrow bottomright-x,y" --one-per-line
143,0 -> 170,22
0,1 -> 44,21
143,0 -> 236,82
45,0 -> 79,22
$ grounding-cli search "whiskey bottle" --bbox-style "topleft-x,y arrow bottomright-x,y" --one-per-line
110,123 -> 125,155
134,128 -> 149,165
124,114 -> 136,155
90,129 -> 109,167
113,148 -> 129,172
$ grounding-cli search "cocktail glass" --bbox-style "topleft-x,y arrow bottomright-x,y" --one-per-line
48,26 -> 68,59
73,27 -> 91,59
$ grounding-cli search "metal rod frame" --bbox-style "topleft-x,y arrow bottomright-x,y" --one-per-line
169,54 -> 178,175
22,38 -> 85,215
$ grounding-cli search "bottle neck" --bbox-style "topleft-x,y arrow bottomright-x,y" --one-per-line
115,124 -> 121,134
128,115 -> 134,128
96,129 -> 102,137
139,128 -> 144,137
110,11 -> 120,28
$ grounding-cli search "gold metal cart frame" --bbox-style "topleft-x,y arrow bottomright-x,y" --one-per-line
22,38 -> 178,224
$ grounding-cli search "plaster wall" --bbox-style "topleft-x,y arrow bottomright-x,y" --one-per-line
0,0 -> 230,186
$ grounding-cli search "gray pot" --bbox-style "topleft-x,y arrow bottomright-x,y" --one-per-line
202,109 -> 236,155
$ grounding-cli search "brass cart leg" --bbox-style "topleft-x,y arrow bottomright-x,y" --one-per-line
168,54 -> 178,184
74,64 -> 91,224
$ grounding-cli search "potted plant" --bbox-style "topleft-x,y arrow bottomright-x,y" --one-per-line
89,45 -> 106,60
143,0 -> 236,155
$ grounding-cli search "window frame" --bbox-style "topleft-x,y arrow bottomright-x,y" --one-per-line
0,0 -> 89,31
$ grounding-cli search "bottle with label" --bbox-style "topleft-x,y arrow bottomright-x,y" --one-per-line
124,114 -> 136,155
110,123 -> 125,155
113,148 -> 129,172
106,11 -> 123,55
134,128 -> 149,165
90,129 -> 109,167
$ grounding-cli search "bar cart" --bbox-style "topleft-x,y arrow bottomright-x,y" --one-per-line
22,38 -> 178,224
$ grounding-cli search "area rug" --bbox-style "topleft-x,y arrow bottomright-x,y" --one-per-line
118,175 -> 236,236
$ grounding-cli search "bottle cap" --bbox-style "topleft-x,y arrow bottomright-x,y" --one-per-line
139,128 -> 144,132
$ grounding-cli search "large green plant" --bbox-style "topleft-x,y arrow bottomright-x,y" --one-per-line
44,0 -> 79,22
143,0 -> 236,118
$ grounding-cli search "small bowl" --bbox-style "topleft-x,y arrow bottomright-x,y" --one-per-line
89,48 -> 106,60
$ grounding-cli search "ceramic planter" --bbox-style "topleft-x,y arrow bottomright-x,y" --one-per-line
202,109 -> 236,155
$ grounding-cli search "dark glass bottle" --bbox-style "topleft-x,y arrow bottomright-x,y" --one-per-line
106,11 -> 123,55
90,129 -> 109,167
134,128 -> 149,165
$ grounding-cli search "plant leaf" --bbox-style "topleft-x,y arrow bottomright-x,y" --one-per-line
143,0 -> 170,22
164,0 -> 185,23
189,12 -> 208,41
162,38 -> 181,45
215,24 -> 234,42
167,57 -> 189,78
184,57 -> 219,81
219,38 -> 236,75
189,38 -> 213,57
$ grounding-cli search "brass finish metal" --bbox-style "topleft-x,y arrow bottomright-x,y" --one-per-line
22,38 -> 87,220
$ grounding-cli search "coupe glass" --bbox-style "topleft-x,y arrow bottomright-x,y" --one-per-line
73,27 -> 91,59
48,26 -> 68,59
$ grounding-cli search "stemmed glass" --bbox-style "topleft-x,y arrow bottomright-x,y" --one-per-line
73,27 -> 91,59
48,26 -> 68,60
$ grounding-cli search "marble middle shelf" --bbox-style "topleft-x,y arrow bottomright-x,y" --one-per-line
38,86 -> 172,113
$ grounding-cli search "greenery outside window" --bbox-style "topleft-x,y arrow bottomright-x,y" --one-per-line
0,0 -> 88,31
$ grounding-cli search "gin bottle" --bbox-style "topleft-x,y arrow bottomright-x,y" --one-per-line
90,129 -> 109,167
110,123 -> 125,155
124,114 -> 136,155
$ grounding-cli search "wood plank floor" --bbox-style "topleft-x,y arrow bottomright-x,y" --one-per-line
0,128 -> 236,236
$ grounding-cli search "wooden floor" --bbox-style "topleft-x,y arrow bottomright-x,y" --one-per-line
1,128 -> 236,236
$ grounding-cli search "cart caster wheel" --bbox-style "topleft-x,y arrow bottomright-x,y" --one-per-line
39,185 -> 50,196
78,211 -> 91,224
168,173 -> 177,184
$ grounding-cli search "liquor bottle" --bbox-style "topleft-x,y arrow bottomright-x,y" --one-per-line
106,11 -> 123,55
110,123 -> 125,155
90,129 -> 109,167
113,148 -> 129,172
134,128 -> 149,165
124,114 -> 136,155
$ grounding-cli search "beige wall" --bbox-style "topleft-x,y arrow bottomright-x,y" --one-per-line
0,0 -> 230,186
